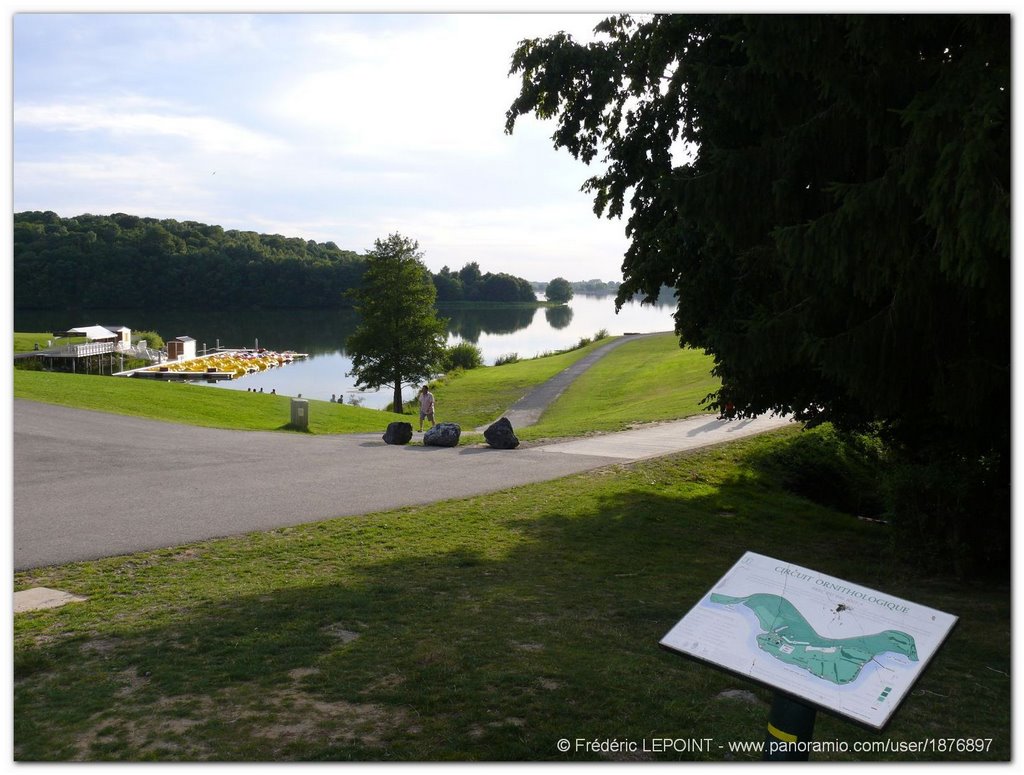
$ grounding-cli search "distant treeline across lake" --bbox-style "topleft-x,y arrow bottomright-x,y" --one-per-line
14,211 -> 604,310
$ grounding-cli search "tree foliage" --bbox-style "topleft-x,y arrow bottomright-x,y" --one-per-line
544,277 -> 574,303
131,330 -> 165,350
507,14 -> 1010,573
346,234 -> 448,413
507,15 -> 1009,451
432,262 -> 536,303
14,211 -> 366,310
15,211 -> 537,312
441,341 -> 485,371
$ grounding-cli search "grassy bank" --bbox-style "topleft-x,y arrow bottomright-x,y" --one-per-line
12,334 -> 614,437
14,331 -> 86,352
524,333 -> 719,439
430,333 -> 718,436
13,429 -> 1010,761
12,370 -> 395,434
13,332 -> 714,442
415,336 -> 617,431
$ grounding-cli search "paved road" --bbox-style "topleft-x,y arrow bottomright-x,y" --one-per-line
13,400 -> 791,570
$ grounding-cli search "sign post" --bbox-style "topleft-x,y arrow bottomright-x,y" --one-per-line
764,693 -> 817,760
290,398 -> 309,430
660,552 -> 957,758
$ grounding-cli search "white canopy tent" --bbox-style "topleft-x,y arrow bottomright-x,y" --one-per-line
66,325 -> 117,341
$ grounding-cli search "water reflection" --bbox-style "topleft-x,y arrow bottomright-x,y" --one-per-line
544,305 -> 574,330
14,307 -> 362,357
16,305 -> 557,354
440,304 -> 538,342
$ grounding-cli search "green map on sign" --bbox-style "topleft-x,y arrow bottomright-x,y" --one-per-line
709,593 -> 919,685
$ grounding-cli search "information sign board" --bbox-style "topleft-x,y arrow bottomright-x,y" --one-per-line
660,551 -> 958,730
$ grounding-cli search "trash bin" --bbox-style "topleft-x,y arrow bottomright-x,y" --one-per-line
290,398 -> 309,429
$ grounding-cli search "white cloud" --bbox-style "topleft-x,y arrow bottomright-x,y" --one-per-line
267,14 -> 610,160
14,153 -> 228,218
15,98 -> 285,158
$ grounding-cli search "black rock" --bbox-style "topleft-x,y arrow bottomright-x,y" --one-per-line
484,417 -> 520,449
423,422 -> 461,447
382,421 -> 413,445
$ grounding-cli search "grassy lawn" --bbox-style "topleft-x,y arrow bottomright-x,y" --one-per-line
13,370 -> 397,434
12,332 -> 713,442
14,331 -> 86,352
12,334 -> 616,438
431,333 -> 718,438
423,336 -> 617,431
523,333 -> 719,439
13,429 -> 1010,761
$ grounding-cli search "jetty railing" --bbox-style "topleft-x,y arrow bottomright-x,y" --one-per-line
48,341 -> 130,358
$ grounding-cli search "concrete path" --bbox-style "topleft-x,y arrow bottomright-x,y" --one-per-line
479,332 -> 663,430
13,400 -> 791,570
534,414 -> 791,461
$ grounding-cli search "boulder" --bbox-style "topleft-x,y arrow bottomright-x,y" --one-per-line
715,689 -> 765,707
484,417 -> 520,449
382,421 -> 413,445
424,422 -> 461,447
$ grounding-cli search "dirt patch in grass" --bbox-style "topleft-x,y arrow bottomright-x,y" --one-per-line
362,673 -> 406,694
72,699 -> 210,760
68,680 -> 415,761
114,667 -> 151,698
321,624 -> 362,644
251,687 -> 411,746
81,637 -> 124,656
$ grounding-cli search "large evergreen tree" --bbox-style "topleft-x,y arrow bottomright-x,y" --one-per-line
506,15 -> 1010,571
346,234 -> 447,413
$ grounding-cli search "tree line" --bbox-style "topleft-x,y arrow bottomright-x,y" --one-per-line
530,278 -> 621,295
13,211 -> 538,310
432,262 -> 536,303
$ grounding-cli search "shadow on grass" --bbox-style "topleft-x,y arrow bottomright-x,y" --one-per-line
13,462 -> 1011,762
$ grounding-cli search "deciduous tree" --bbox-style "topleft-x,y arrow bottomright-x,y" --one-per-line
545,277 -> 574,303
507,14 -> 1010,572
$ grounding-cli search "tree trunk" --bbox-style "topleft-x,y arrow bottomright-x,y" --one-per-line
392,380 -> 403,414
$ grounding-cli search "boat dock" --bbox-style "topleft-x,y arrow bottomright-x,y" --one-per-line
114,348 -> 308,381
129,369 -> 236,382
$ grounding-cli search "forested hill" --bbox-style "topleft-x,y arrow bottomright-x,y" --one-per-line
13,211 -> 538,310
14,211 -> 366,310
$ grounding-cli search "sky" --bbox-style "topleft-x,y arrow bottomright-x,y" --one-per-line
11,9 -> 640,283
8,1 -> 995,286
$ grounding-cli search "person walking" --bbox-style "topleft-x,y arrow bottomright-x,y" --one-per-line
417,384 -> 436,432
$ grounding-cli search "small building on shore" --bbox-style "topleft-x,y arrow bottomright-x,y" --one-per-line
167,336 -> 197,361
57,324 -> 130,348
16,324 -> 134,375
102,325 -> 132,349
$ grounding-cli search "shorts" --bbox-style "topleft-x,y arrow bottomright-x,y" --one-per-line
420,409 -> 434,422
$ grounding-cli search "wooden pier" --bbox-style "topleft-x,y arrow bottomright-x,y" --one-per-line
129,369 -> 236,382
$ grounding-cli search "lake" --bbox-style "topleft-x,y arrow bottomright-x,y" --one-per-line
14,294 -> 676,408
